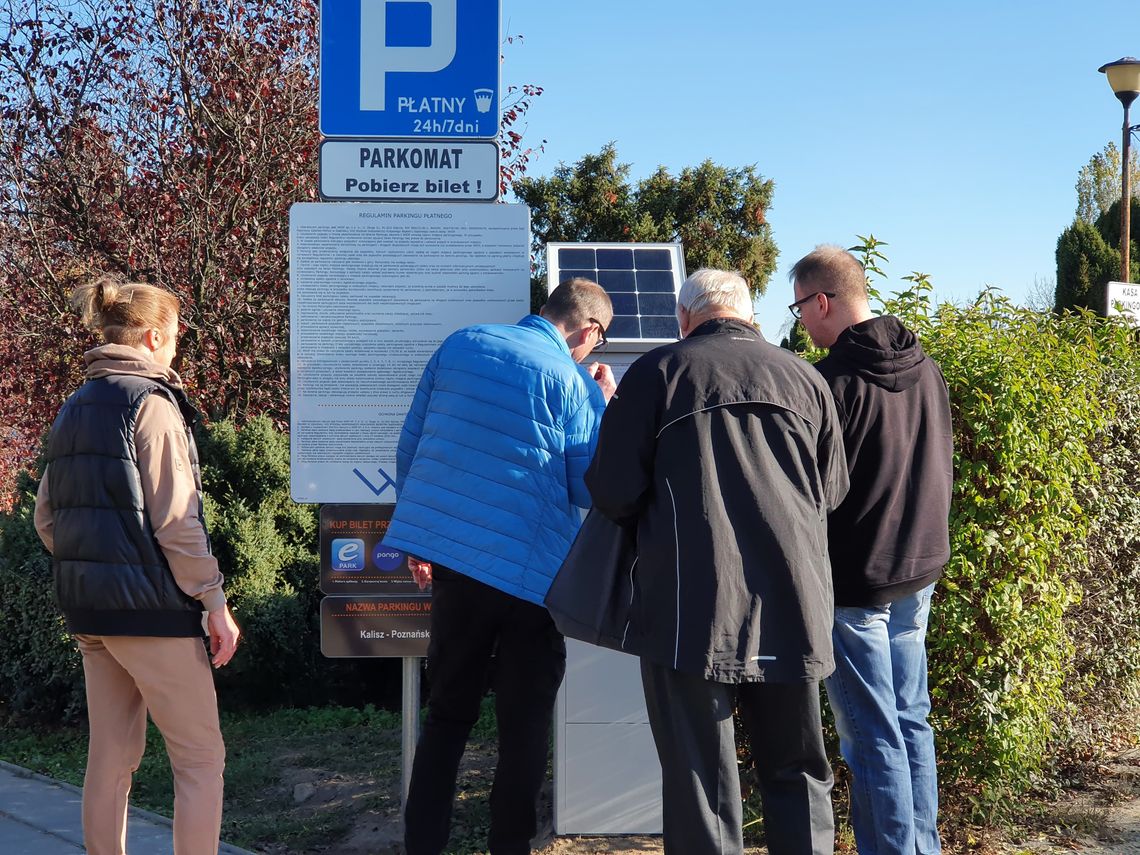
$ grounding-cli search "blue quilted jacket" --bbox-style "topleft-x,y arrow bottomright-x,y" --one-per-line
383,315 -> 607,604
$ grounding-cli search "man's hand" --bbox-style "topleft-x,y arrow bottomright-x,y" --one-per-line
589,362 -> 617,402
408,556 -> 433,590
207,604 -> 241,669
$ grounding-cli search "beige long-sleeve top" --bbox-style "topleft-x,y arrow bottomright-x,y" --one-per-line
34,345 -> 226,613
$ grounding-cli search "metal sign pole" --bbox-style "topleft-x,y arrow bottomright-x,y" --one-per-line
402,656 -> 421,804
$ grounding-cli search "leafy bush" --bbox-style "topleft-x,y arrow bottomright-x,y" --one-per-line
196,416 -> 322,707
0,415 -> 401,723
767,237 -> 1140,825
1056,334 -> 1140,758
0,466 -> 85,722
874,259 -> 1140,818
918,293 -> 1098,806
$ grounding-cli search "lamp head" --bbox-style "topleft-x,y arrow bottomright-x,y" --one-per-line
1099,57 -> 1140,109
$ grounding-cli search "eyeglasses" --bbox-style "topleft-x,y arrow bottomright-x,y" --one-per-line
588,317 -> 609,352
787,291 -> 835,319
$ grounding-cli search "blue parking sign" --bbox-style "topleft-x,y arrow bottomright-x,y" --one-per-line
320,0 -> 500,139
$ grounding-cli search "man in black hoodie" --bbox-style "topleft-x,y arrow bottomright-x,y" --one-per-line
789,245 -> 953,855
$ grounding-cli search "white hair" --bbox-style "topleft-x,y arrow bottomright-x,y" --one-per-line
677,268 -> 753,320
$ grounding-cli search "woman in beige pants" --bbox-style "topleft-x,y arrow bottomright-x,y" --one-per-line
35,277 -> 241,855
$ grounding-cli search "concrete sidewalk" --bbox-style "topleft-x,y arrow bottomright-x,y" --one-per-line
0,761 -> 255,854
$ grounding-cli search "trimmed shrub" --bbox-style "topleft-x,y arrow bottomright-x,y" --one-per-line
1054,220 -> 1116,314
196,416 -> 323,708
0,415 -> 401,723
0,466 -> 85,722
193,415 -> 401,711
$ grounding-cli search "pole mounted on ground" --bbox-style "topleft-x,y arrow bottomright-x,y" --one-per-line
1099,57 -> 1140,284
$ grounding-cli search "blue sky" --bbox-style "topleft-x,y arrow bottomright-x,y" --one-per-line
498,0 -> 1139,341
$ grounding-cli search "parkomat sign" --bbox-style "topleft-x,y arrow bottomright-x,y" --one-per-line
319,138 -> 498,201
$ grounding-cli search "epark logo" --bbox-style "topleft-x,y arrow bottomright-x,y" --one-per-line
331,538 -> 366,572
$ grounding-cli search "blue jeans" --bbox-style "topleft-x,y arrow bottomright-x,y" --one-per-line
824,583 -> 940,855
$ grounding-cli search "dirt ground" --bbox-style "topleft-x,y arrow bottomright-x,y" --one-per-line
993,748 -> 1140,855
257,745 -> 1140,855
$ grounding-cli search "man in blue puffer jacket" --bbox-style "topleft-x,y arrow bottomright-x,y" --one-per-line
384,278 -> 616,855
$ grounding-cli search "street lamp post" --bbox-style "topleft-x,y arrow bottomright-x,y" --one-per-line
1099,57 -> 1140,284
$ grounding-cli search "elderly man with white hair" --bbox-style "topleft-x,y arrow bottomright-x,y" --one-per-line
586,268 -> 849,855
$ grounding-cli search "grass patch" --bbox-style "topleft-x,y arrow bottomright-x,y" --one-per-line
0,704 -> 406,852
0,698 -> 510,853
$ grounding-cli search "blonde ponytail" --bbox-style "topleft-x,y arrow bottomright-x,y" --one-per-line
70,276 -> 179,346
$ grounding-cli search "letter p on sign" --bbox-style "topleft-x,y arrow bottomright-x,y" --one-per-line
359,0 -> 457,111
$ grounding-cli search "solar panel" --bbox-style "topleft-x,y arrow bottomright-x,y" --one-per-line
546,242 -> 687,344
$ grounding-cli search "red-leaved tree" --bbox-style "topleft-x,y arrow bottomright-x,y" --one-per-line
0,0 -> 542,503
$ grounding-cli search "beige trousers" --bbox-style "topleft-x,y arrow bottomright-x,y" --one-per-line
76,634 -> 225,855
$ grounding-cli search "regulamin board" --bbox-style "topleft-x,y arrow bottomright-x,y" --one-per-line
289,202 -> 530,503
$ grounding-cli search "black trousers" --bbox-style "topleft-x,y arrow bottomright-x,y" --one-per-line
404,566 -> 567,855
641,660 -> 835,855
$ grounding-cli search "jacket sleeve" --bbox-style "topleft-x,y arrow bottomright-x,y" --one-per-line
396,347 -> 441,494
135,393 -> 227,613
34,466 -> 53,553
817,389 -> 851,513
563,374 -> 607,510
585,361 -> 662,523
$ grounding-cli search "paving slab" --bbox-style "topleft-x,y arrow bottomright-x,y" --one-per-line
0,760 -> 255,854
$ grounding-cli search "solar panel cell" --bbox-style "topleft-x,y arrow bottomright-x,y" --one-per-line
597,270 -> 636,292
638,294 -> 677,315
558,269 -> 597,283
634,248 -> 672,270
636,270 -> 675,293
608,316 -> 641,338
595,248 -> 635,270
559,248 -> 596,269
609,293 -> 638,315
640,316 -> 681,338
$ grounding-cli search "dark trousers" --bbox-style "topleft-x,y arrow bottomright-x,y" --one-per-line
641,660 -> 835,855
404,566 -> 567,855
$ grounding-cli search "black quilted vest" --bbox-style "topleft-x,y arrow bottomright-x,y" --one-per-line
45,373 -> 207,637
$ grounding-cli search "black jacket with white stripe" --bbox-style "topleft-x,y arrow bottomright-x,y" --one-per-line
585,318 -> 849,683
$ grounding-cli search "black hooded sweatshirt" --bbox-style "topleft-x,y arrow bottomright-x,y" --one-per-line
815,315 -> 953,607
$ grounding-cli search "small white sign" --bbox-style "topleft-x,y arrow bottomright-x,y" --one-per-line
320,138 -> 498,201
1106,280 -> 1140,325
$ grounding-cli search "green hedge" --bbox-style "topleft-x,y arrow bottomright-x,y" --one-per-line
884,282 -> 1140,818
0,467 -> 86,721
0,416 -> 404,723
763,258 -> 1140,821
195,417 -> 324,707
